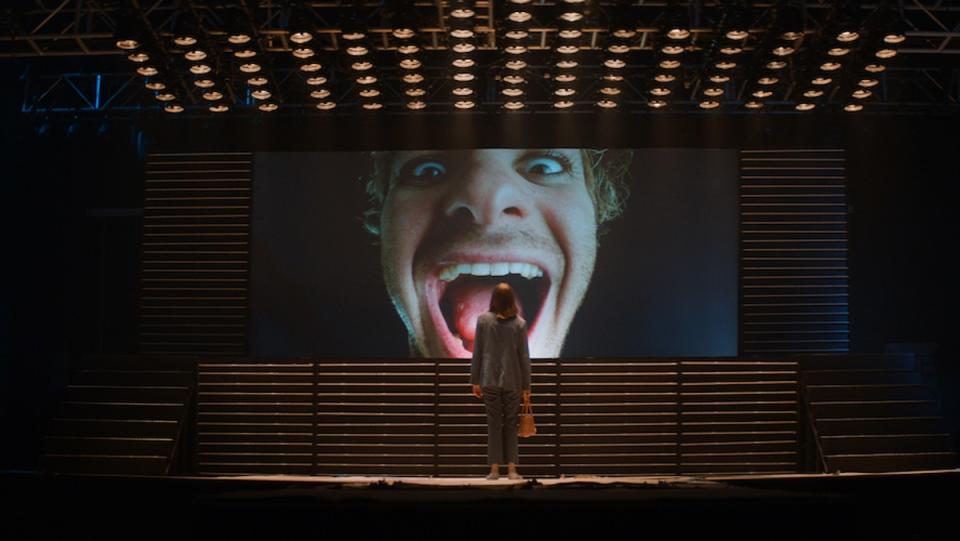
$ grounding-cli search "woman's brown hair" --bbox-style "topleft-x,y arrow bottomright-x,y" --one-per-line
489,282 -> 518,319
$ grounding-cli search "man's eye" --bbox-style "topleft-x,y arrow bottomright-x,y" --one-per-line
412,161 -> 446,178
524,157 -> 565,176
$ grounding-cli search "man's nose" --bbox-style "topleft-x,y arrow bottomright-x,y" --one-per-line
442,166 -> 528,227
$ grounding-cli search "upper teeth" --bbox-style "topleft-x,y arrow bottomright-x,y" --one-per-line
439,262 -> 544,282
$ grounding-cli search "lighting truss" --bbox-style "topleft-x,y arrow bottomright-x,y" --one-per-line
4,1 -> 959,115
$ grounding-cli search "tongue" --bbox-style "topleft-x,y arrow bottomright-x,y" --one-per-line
445,280 -> 524,352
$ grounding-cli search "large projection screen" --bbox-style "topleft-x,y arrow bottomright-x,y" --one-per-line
251,148 -> 738,359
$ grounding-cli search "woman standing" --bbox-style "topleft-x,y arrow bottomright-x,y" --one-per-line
470,282 -> 532,480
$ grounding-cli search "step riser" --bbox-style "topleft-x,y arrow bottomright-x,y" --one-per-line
807,386 -> 932,402
825,454 -> 959,473
816,418 -> 949,436
811,402 -> 939,418
821,436 -> 957,455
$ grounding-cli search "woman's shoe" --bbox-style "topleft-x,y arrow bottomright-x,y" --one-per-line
486,472 -> 499,480
507,471 -> 522,480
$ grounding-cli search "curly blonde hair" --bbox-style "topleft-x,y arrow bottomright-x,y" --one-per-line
360,149 -> 633,236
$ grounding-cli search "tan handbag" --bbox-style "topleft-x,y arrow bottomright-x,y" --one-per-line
518,399 -> 536,438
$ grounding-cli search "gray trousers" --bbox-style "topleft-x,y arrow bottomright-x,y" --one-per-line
482,387 -> 522,465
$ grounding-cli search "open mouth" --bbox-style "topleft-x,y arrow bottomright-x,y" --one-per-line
433,262 -> 550,354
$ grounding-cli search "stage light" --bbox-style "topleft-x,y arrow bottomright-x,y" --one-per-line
189,63 -> 212,75
506,60 -> 527,70
758,76 -> 779,85
136,65 -> 158,77
451,29 -> 474,39
504,101 -> 526,110
310,89 -> 331,99
235,48 -> 258,59
864,63 -> 886,73
172,14 -> 200,47
357,75 -> 377,85
248,76 -> 268,86
559,29 -> 583,39
745,100 -> 764,109
796,102 -> 816,111
821,62 -> 842,71
652,73 -> 675,84
597,99 -> 618,109
503,74 -> 525,85
405,88 -> 426,96
812,76 -> 833,85
398,44 -> 420,54
828,47 -> 851,56
194,78 -> 216,88
663,0 -> 691,40
184,49 -> 207,62
127,51 -> 150,63
858,78 -> 879,87
506,45 -> 527,55
557,45 -> 579,55
708,73 -> 730,83
347,45 -> 369,56
650,87 -> 671,97
662,45 -> 684,55
875,47 -> 897,59
351,61 -> 373,71
648,99 -> 667,108
454,100 -> 476,109
608,44 -> 630,54
752,89 -> 774,98
240,63 -> 262,73
288,2 -> 314,44
715,60 -> 737,70
554,88 -> 576,97
258,102 -> 278,112
556,60 -> 578,69
852,89 -> 872,99
116,38 -> 140,51
359,89 -> 380,98
307,76 -> 327,86
453,43 -> 476,54
502,88 -> 525,97
505,30 -> 529,40
145,80 -> 166,91
603,73 -> 624,82
560,13 -> 584,23
251,89 -> 272,100
453,58 -> 475,68
775,0 -> 804,41
699,100 -> 720,109
659,59 -> 681,69
772,45 -> 795,56
704,87 -> 724,97
453,72 -> 475,82
407,101 -> 427,110
228,33 -> 252,45
600,87 -> 621,96
400,58 -> 422,69
766,60 -> 787,70
720,45 -> 743,55
553,100 -> 575,109
202,90 -> 224,101
209,103 -> 229,113
155,92 -> 176,102
844,102 -> 864,112
508,11 -> 533,23
292,47 -> 315,59
604,58 -> 627,69
404,73 -> 425,84
451,8 -> 475,19
803,89 -> 824,98
164,103 -> 184,113
453,87 -> 474,96
362,102 -> 383,110
837,31 -> 859,42
316,101 -> 336,110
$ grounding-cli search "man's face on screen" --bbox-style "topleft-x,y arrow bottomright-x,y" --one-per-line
379,149 -> 597,359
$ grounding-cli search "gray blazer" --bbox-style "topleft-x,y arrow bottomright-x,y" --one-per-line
470,312 -> 531,391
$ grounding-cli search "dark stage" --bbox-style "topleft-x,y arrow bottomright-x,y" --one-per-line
3,470 -> 959,539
